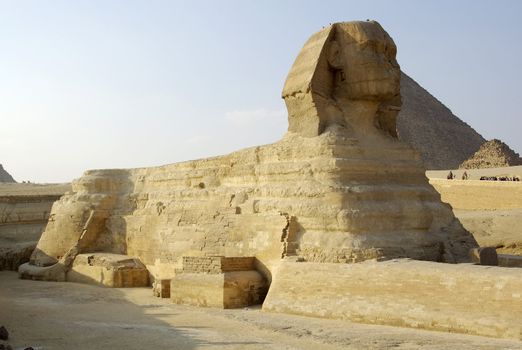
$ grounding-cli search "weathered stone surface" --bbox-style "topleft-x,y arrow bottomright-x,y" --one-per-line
177,256 -> 255,274
263,260 -> 522,340
498,254 -> 522,268
0,186 -> 67,271
66,253 -> 149,287
170,256 -> 267,308
171,271 -> 267,309
470,247 -> 498,266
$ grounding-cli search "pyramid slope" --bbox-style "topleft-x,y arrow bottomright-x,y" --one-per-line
397,73 -> 486,169
0,164 -> 16,183
459,139 -> 522,169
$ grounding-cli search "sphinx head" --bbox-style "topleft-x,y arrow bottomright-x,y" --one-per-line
283,21 -> 401,137
328,21 -> 400,100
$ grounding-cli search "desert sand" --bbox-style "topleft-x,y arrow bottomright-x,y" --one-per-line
1,271 -> 521,350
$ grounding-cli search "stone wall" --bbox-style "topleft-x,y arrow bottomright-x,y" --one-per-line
0,188 -> 67,270
171,256 -> 267,308
179,256 -> 255,274
429,178 -> 522,255
263,260 -> 522,340
429,179 -> 522,210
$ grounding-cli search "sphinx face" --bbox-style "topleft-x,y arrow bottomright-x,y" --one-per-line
329,21 -> 400,101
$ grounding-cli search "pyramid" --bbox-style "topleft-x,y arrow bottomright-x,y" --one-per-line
459,139 -> 522,169
0,164 -> 16,183
397,73 -> 486,169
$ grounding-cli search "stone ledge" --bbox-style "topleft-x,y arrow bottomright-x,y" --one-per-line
171,270 -> 267,308
67,253 -> 149,287
263,259 -> 522,340
498,254 -> 522,268
177,256 -> 255,274
170,256 -> 267,308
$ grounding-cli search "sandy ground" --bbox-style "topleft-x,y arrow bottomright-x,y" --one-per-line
1,272 -> 521,350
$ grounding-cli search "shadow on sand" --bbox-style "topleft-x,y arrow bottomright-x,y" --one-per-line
0,271 -> 269,350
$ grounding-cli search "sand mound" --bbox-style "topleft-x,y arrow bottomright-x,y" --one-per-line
459,139 -> 522,169
0,164 -> 15,183
397,73 -> 486,169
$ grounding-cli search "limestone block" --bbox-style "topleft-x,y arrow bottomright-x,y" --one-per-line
171,270 -> 267,309
223,271 -> 267,308
0,190 -> 65,271
170,256 -> 267,308
498,254 -> 522,268
263,260 -> 522,340
67,253 -> 149,287
178,256 -> 255,274
171,273 -> 224,308
470,247 -> 498,266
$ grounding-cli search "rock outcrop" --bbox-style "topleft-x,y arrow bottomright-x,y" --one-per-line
0,184 -> 70,270
20,21 -> 477,285
0,165 -> 15,183
459,139 -> 522,169
397,74 -> 486,169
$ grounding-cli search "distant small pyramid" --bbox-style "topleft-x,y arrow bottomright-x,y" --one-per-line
0,164 -> 16,183
459,139 -> 522,169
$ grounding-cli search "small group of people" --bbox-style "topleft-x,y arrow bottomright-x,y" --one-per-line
446,171 -> 468,180
479,176 -> 520,181
446,171 -> 521,181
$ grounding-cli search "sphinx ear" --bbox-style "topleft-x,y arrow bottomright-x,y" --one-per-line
327,40 -> 343,69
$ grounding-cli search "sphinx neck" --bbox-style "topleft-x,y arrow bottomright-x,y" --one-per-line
336,99 -> 381,136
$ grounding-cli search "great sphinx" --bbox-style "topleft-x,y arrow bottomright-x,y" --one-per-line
20,21 -> 477,284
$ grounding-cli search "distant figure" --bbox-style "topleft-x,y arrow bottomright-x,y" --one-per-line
447,171 -> 454,180
462,171 -> 468,180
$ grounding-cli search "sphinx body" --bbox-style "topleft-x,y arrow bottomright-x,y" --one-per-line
22,21 -> 477,283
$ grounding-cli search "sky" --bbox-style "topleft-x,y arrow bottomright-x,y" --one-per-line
1,0 -> 521,183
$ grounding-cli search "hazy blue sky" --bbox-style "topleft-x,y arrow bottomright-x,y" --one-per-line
1,0 -> 521,183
